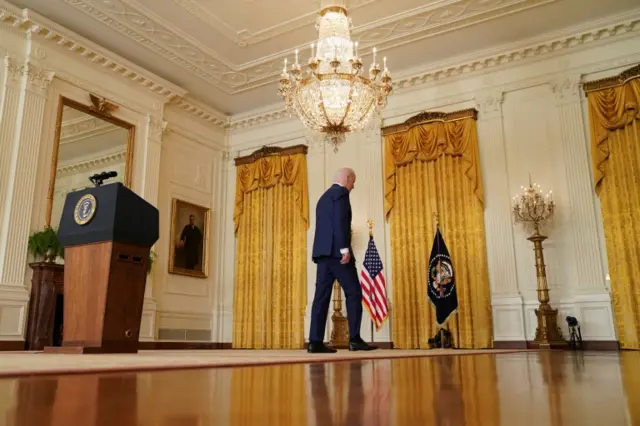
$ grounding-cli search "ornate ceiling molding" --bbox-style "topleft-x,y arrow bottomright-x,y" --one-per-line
0,1 -> 228,128
170,0 -> 378,47
55,0 -> 560,94
230,12 -> 640,130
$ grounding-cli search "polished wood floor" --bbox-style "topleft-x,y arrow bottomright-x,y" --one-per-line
0,351 -> 637,425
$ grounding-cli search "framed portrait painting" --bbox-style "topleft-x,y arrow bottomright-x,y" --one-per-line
169,198 -> 210,278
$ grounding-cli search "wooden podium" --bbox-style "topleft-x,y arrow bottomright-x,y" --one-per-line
44,182 -> 158,354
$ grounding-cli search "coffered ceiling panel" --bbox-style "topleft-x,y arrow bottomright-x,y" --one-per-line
11,0 -> 640,115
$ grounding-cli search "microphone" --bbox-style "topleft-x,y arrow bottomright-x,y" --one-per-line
89,171 -> 118,187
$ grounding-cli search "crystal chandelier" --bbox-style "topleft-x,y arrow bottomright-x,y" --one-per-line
512,177 -> 555,234
278,4 -> 392,152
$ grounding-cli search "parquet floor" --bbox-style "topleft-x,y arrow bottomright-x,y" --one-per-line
0,350 -> 637,425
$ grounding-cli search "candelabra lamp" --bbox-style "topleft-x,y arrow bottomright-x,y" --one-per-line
330,281 -> 350,348
512,178 -> 567,349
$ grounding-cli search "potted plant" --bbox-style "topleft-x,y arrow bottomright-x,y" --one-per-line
27,226 -> 64,263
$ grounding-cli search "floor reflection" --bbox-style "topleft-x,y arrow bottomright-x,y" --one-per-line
0,351 -> 637,426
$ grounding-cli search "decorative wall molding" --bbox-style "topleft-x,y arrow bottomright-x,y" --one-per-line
229,12 -> 640,130
475,90 -> 504,119
166,122 -> 226,150
4,56 -> 55,94
0,2 -> 228,129
550,74 -> 583,104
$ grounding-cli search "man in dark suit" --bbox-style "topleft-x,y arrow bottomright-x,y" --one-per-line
308,168 -> 376,353
178,214 -> 202,270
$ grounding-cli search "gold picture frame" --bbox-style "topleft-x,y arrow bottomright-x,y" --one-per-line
45,95 -> 135,226
169,198 -> 210,278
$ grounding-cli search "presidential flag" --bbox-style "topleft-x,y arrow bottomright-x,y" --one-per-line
427,227 -> 458,326
360,235 -> 389,330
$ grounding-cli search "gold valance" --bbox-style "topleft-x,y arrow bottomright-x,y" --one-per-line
382,109 -> 483,220
233,145 -> 309,233
584,64 -> 640,192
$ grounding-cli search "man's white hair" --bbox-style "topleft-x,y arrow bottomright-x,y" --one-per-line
333,168 -> 354,184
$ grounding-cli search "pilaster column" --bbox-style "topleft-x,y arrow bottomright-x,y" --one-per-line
476,90 -> 526,342
141,114 -> 166,207
475,91 -> 521,297
0,58 -> 54,288
550,75 -> 607,294
214,149 -> 237,343
0,57 -> 23,234
139,114 -> 166,340
359,124 -> 390,342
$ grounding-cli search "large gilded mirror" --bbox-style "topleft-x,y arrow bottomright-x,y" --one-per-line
46,95 -> 135,227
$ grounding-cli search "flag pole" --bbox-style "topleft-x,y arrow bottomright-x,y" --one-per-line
432,212 -> 445,348
367,219 -> 375,343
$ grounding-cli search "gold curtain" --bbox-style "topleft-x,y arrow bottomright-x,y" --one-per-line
232,146 -> 309,349
383,110 -> 493,349
584,65 -> 640,349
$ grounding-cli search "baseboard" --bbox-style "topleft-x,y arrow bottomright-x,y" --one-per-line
0,341 -> 25,351
138,341 -> 231,350
493,341 -> 528,349
493,340 -> 619,350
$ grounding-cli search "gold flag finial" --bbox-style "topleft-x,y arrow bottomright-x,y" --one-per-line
366,219 -> 374,236
433,212 -> 440,228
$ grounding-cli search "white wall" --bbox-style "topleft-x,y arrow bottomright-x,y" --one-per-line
0,2 -> 226,343
227,23 -> 640,343
152,110 -> 226,342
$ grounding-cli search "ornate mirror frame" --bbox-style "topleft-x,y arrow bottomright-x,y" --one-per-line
45,95 -> 135,226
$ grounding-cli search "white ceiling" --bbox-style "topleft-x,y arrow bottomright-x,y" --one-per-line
11,0 -> 640,115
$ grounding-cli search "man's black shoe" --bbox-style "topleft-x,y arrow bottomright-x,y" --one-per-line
348,339 -> 377,351
307,342 -> 338,353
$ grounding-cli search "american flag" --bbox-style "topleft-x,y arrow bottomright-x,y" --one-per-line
360,236 -> 389,330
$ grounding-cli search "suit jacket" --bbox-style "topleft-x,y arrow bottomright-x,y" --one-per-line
312,184 -> 352,263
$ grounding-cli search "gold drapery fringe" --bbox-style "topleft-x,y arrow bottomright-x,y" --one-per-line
232,146 -> 309,349
382,110 -> 493,349
584,65 -> 640,349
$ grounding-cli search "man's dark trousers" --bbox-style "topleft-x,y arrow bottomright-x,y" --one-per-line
308,256 -> 363,343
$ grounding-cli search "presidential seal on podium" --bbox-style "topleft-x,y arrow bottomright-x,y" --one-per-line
74,194 -> 97,225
